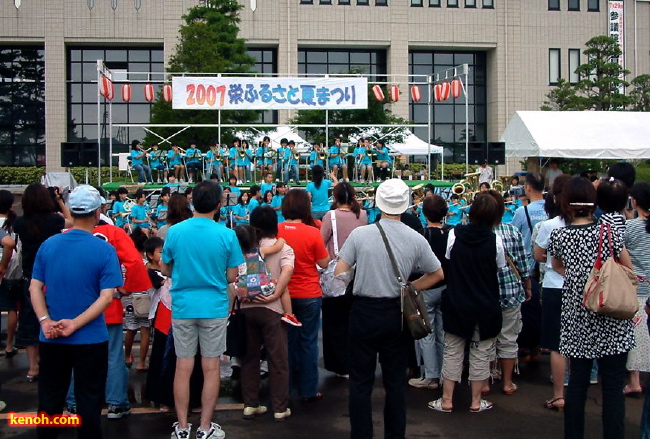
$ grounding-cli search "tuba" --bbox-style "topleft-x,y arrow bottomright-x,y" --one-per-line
452,182 -> 466,196
121,197 -> 136,217
491,180 -> 504,192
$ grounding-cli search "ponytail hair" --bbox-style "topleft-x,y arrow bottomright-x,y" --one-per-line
332,182 -> 361,219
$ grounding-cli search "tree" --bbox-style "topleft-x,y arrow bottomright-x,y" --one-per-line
629,74 -> 650,112
574,35 -> 633,111
288,74 -> 410,147
146,0 -> 261,148
541,79 -> 583,111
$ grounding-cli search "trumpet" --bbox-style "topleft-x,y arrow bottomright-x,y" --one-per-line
319,152 -> 328,160
294,152 -> 300,160
239,149 -> 246,158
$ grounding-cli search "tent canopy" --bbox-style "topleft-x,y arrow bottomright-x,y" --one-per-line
236,126 -> 310,151
391,131 -> 444,156
501,111 -> 650,159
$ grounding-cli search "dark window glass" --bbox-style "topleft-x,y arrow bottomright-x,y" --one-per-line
548,0 -> 560,10
320,0 -> 332,3
549,48 -> 561,84
300,0 -> 314,4
67,46 -> 163,160
568,0 -> 579,10
376,0 -> 388,4
298,48 -> 387,82
429,0 -> 441,5
448,0 -> 458,6
588,0 -> 598,11
482,0 -> 493,7
0,46 -> 45,166
408,50 -> 487,163
357,0 -> 370,4
339,0 -> 351,3
466,0 -> 476,7
248,48 -> 278,124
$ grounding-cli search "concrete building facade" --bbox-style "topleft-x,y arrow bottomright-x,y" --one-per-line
1,0 -> 648,170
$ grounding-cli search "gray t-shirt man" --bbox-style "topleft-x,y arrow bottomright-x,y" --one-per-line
338,219 -> 441,299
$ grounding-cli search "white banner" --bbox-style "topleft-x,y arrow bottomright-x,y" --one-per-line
172,76 -> 368,110
608,0 -> 625,92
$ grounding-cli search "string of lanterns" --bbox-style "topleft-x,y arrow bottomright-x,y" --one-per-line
99,76 -> 172,103
372,77 -> 464,103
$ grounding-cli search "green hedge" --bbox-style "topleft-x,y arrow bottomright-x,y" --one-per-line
0,167 -> 126,185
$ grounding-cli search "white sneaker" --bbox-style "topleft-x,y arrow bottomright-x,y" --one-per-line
243,405 -> 267,420
408,377 -> 440,389
171,422 -> 192,439
195,422 -> 225,439
274,408 -> 291,422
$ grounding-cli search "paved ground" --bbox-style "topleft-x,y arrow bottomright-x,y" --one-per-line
0,330 -> 646,439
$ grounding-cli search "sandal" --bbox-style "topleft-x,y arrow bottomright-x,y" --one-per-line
469,399 -> 493,413
623,385 -> 643,398
428,398 -> 452,413
544,397 -> 564,412
301,392 -> 323,403
3,348 -> 18,359
503,383 -> 518,396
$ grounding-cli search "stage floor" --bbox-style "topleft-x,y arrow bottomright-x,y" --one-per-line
101,179 -> 454,191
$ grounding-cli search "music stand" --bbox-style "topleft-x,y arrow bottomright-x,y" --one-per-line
223,192 -> 239,228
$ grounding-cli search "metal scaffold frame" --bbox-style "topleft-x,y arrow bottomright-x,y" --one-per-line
96,61 -> 470,185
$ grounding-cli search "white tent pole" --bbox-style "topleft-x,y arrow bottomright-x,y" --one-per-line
109,100 -> 113,183
427,75 -> 432,181
465,69 -> 469,175
96,60 -> 102,186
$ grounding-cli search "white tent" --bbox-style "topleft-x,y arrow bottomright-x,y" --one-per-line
237,126 -> 310,151
391,132 -> 444,156
501,111 -> 650,159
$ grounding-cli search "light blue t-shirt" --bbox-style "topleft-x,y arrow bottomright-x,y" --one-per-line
306,179 -> 334,212
32,230 -> 123,344
130,204 -> 150,229
501,203 -> 515,224
234,203 -> 250,225
271,195 -> 285,222
260,183 -> 274,196
446,203 -> 463,226
162,218 -> 244,319
511,199 -> 548,268
130,149 -> 145,166
248,197 -> 261,215
113,200 -> 126,227
156,204 -> 168,228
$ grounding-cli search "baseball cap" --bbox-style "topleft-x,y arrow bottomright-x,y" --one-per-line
68,185 -> 102,214
375,179 -> 410,215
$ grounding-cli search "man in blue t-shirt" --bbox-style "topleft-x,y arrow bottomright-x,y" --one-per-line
511,172 -> 548,270
162,181 -> 244,439
30,185 -> 123,439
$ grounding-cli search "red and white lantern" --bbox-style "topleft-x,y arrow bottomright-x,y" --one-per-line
372,84 -> 385,102
451,78 -> 463,99
434,81 -> 451,102
144,83 -> 155,102
163,84 -> 172,103
390,85 -> 400,102
410,86 -> 421,102
100,75 -> 114,100
121,84 -> 132,102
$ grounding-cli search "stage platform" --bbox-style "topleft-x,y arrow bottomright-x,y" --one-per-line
101,179 -> 454,192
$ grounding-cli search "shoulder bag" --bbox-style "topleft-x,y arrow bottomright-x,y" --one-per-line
320,211 -> 353,298
376,222 -> 432,340
583,223 -> 639,319
131,292 -> 152,318
224,297 -> 247,357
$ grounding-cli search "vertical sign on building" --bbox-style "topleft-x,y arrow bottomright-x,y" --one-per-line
608,0 -> 625,92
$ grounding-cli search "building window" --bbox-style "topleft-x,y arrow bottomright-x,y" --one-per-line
569,49 -> 580,84
339,0 -> 350,3
429,0 -> 441,5
548,0 -> 560,10
248,49 -> 278,125
298,48 -> 387,83
357,0 -> 369,4
482,0 -> 493,8
588,0 -> 599,11
0,46 -> 45,166
300,0 -> 314,4
320,0 -> 332,4
67,47 -> 164,158
409,51 -> 487,163
376,0 -> 388,5
448,0 -> 458,7
411,0 -> 423,5
568,0 -> 579,11
549,49 -> 561,84
466,0 -> 476,8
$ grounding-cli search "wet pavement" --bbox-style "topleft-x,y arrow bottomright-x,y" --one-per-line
0,325 -> 646,439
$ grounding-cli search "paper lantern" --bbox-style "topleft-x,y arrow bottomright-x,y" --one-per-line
121,84 -> 132,102
144,83 -> 155,102
451,78 -> 463,99
434,82 -> 451,102
410,86 -> 421,102
372,84 -> 385,101
100,76 -> 114,100
163,84 -> 172,103
390,85 -> 399,102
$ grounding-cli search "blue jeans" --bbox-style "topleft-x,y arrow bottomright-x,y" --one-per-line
417,287 -> 444,379
132,164 -> 152,183
286,164 -> 299,182
288,297 -> 321,399
67,324 -> 129,409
